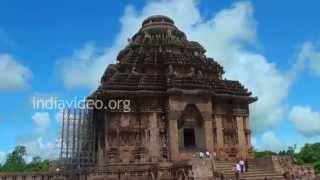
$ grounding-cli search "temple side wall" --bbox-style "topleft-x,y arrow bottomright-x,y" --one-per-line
101,95 -> 253,163
104,97 -> 166,165
213,100 -> 251,160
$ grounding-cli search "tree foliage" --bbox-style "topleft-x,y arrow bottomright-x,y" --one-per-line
297,143 -> 320,164
296,143 -> 320,174
254,150 -> 277,158
0,145 -> 49,172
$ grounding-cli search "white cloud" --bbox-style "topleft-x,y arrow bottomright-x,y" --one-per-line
29,92 -> 61,112
251,136 -> 259,149
17,136 -> 58,160
259,131 -> 288,152
179,2 -> 291,133
0,54 -> 32,91
14,112 -> 58,160
56,43 -> 102,89
252,131 -> 320,152
56,0 -> 298,133
55,110 -> 63,124
233,54 -> 290,133
0,150 -> 6,164
32,112 -> 51,134
289,105 -> 320,137
30,92 -> 59,104
298,41 -> 320,76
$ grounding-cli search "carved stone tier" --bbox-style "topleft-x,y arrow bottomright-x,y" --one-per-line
89,14 -> 257,102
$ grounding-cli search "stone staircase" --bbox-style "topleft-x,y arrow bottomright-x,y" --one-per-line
215,160 -> 285,180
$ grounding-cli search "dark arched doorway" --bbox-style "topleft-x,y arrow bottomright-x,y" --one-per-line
178,104 -> 204,150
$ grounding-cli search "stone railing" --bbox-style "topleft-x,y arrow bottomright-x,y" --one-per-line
0,159 -> 216,180
0,171 -> 91,180
87,163 -> 192,180
254,155 -> 316,179
251,156 -> 275,171
0,172 -> 66,180
272,155 -> 315,179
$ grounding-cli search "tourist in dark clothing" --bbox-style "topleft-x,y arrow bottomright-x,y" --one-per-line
245,159 -> 249,172
283,172 -> 291,180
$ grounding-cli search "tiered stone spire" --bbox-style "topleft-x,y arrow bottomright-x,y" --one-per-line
91,15 -> 256,102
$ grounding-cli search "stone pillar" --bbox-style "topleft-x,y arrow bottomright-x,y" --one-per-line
168,96 -> 184,161
244,115 -> 250,129
104,112 -> 110,153
244,116 -> 252,154
236,116 -> 246,159
215,114 -> 224,157
149,112 -> 160,161
202,112 -> 214,152
97,132 -> 104,166
168,111 -> 179,161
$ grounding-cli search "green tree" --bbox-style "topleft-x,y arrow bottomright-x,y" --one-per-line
27,156 -> 49,172
298,143 -> 320,163
296,143 -> 320,174
0,145 -> 49,172
1,145 -> 27,172
278,145 -> 296,157
254,150 -> 277,158
314,161 -> 320,174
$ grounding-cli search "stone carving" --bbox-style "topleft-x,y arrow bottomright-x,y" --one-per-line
131,66 -> 139,75
186,66 -> 196,78
167,64 -> 174,75
101,64 -> 118,82
197,69 -> 203,79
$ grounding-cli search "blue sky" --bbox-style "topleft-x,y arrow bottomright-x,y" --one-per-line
0,0 -> 320,162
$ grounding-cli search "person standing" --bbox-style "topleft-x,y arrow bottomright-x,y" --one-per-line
199,151 -> 204,159
233,163 -> 241,180
245,159 -> 249,172
239,159 -> 245,173
205,149 -> 210,158
220,173 -> 225,180
283,172 -> 291,180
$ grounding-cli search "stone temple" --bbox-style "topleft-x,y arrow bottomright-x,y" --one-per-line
87,15 -> 257,179
2,15 -> 315,180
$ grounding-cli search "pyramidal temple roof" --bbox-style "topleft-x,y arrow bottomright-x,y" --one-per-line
141,15 -> 176,31
90,15 -> 257,103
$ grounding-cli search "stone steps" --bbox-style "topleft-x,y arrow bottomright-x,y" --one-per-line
215,160 -> 285,180
241,176 -> 284,180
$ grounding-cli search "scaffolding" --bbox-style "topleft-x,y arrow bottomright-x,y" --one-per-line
59,108 -> 96,170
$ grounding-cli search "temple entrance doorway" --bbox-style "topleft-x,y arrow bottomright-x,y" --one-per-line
183,128 -> 196,148
178,104 -> 204,150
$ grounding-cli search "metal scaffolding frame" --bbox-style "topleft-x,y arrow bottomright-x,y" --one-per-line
59,108 -> 96,170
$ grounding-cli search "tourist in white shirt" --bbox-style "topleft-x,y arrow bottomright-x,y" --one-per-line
233,163 -> 241,180
205,149 -> 210,158
239,159 -> 245,173
199,151 -> 204,159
